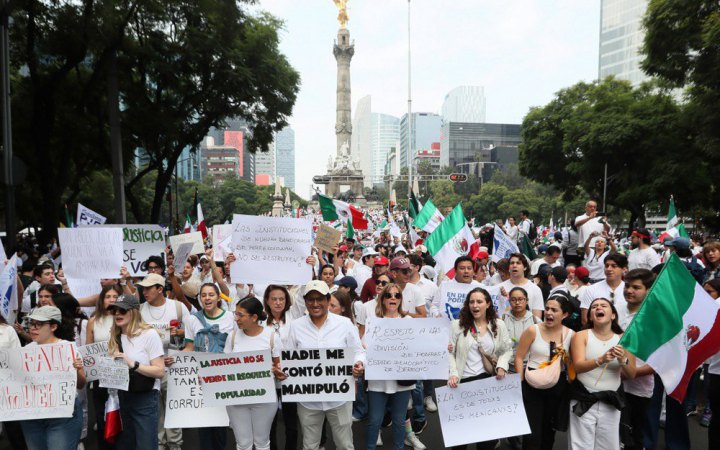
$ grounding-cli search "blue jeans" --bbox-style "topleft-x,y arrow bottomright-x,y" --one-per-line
367,390 -> 412,450
116,390 -> 160,450
21,396 -> 83,450
644,374 -> 690,450
353,375 -> 368,420
411,381 -> 426,423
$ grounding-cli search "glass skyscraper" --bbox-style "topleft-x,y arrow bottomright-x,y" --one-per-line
274,127 -> 295,191
441,86 -> 487,123
399,112 -> 442,169
371,113 -> 400,187
599,0 -> 649,85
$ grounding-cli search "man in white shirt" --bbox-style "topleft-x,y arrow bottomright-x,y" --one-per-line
628,228 -> 661,271
407,254 -> 439,316
286,280 -> 365,450
432,256 -> 482,320
574,200 -> 610,254
518,210 -> 532,236
580,253 -> 628,326
351,248 -> 377,296
388,257 -> 427,318
530,245 -> 562,276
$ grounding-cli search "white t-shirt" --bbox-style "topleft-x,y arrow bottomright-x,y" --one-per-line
530,258 -> 560,276
120,329 -> 165,391
140,299 -> 191,352
356,299 -> 378,326
500,279 -> 544,313
628,247 -> 661,271
584,250 -> 609,281
575,214 -> 605,247
224,326 -> 282,358
617,304 -> 654,398
412,277 -> 440,316
401,282 -> 426,315
0,324 -> 21,349
184,310 -> 236,347
432,279 -> 482,320
463,330 -> 495,378
352,264 -> 373,296
580,280 -> 626,311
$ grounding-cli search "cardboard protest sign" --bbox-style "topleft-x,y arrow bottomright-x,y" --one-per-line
97,357 -> 129,391
436,374 -> 529,447
280,348 -> 355,402
211,224 -> 233,262
58,228 -> 123,279
229,215 -> 313,285
76,203 -> 107,226
78,341 -> 109,382
313,224 -> 342,255
173,242 -> 194,275
165,351 -> 230,428
0,255 -> 18,323
0,342 -> 79,421
364,318 -> 449,380
197,350 -> 276,407
169,232 -> 204,256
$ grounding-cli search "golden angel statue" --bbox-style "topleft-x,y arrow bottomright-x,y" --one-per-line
333,0 -> 349,28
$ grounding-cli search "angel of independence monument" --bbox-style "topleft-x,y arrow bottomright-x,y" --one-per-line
317,1 -> 366,205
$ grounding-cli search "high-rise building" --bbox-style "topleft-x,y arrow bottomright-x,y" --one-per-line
274,127 -> 295,191
200,136 -> 242,184
413,143 -> 441,173
371,113 -> 400,187
441,86 -> 487,123
351,96 -> 372,187
440,122 -> 521,169
254,144 -> 275,186
177,146 -> 201,181
399,112 -> 442,169
599,0 -> 649,85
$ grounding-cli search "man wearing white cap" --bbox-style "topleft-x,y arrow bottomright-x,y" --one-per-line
351,248 -> 378,296
286,280 -> 365,450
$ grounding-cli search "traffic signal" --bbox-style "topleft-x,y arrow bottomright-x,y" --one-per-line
449,173 -> 468,182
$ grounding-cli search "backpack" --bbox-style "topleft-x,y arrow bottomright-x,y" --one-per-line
527,221 -> 537,241
683,256 -> 705,285
193,311 -> 229,353
550,289 -> 582,332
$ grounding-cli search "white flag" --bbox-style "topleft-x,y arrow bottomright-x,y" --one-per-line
492,224 -> 519,263
0,255 -> 19,323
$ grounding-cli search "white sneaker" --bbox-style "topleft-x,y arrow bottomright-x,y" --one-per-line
404,431 -> 426,450
377,433 -> 383,447
423,396 -> 437,413
77,444 -> 85,450
407,397 -> 413,410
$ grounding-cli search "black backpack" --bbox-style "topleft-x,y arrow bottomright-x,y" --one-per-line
527,220 -> 537,241
683,256 -> 705,285
551,289 -> 582,332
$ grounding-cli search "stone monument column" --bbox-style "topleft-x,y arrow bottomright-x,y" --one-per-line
334,28 -> 354,153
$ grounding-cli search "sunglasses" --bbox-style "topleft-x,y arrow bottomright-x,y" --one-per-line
377,280 -> 389,287
383,292 -> 402,300
109,308 -> 129,315
392,268 -> 411,275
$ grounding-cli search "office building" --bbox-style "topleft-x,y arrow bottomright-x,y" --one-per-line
413,143 -> 441,172
440,122 -> 521,170
399,112 -> 442,169
351,96 -> 373,187
254,144 -> 275,186
599,0 -> 649,85
274,127 -> 295,191
441,86 -> 487,123
371,113 -> 400,187
177,146 -> 201,182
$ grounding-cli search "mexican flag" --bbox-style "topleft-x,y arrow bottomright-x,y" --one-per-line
619,254 -> 720,402
425,204 -> 474,277
667,197 -> 679,229
318,194 -> 369,229
346,219 -> 354,239
413,198 -> 445,233
197,203 -> 208,239
183,214 -> 193,233
658,196 -> 689,242
409,191 -> 421,219
103,389 -> 122,443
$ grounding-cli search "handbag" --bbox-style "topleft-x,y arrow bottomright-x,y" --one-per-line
118,335 -> 156,393
471,327 -> 497,375
525,328 -> 575,390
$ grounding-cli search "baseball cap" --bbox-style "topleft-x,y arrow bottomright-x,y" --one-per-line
420,266 -> 437,280
374,256 -> 390,266
389,257 -> 411,270
338,245 -> 349,253
112,295 -> 141,311
362,247 -> 379,259
475,251 -> 490,260
335,276 -> 358,290
667,237 -> 691,251
575,266 -> 590,280
137,273 -> 166,287
27,306 -> 62,323
393,245 -> 408,255
304,280 -> 330,297
537,244 -> 549,254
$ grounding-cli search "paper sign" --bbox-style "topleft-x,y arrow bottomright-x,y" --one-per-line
280,348 -> 356,402
492,224 -> 519,263
173,242 -> 194,275
119,225 -> 166,276
0,342 -> 78,421
229,215 -> 313,285
165,351 -> 230,428
314,224 -> 342,255
486,285 -> 509,316
97,357 -> 129,391
65,278 -> 102,299
78,341 -> 110,382
169,232 -> 204,256
197,350 -> 276,407
438,281 -> 482,320
211,225 -> 233,262
436,374 -> 530,447
0,255 -> 18,323
364,318 -> 449,380
58,228 -> 123,279
76,203 -> 107,226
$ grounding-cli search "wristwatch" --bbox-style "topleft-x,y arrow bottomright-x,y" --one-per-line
130,361 -> 140,372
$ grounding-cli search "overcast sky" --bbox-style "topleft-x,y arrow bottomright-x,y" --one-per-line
255,0 -> 601,199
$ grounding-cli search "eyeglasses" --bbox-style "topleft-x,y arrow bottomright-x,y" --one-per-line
28,321 -> 49,329
377,280 -> 389,287
233,312 -> 251,318
509,297 -> 527,303
305,297 -> 327,304
383,292 -> 402,300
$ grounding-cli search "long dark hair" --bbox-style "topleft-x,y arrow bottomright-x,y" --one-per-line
264,285 -> 292,325
585,298 -> 624,335
237,296 -> 267,322
458,288 -> 498,337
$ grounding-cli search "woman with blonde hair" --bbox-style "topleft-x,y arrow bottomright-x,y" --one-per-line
107,295 -> 165,450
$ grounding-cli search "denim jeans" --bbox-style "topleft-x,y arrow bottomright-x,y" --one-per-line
116,389 -> 160,450
422,380 -> 435,400
21,396 -> 83,450
367,390 -> 412,450
353,375 -> 368,420
411,381 -> 426,423
644,374 -> 690,450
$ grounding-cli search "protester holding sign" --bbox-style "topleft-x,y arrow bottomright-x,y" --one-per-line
514,295 -> 575,450
107,295 -> 166,450
21,306 -> 86,450
223,297 -> 285,450
447,287 -> 513,450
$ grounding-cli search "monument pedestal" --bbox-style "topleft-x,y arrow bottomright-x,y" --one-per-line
325,171 -> 366,206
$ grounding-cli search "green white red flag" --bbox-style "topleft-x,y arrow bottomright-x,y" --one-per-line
412,198 -> 445,233
425,204 -> 474,277
317,194 -> 368,229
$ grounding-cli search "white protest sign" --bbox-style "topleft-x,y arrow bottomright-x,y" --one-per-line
486,285 -> 509,316
197,350 -> 276,407
0,238 -> 6,260
76,203 -> 107,226
0,342 -> 78,421
119,225 -> 166,276
492,224 -> 519,263
97,357 -> 129,391
0,255 -> 18,323
438,280 -> 482,320
211,225 -> 233,262
364,318 -> 449,380
165,351 -> 230,428
169,232 -> 204,256
280,348 -> 356,402
58,227 -> 123,279
173,242 -> 194,274
78,341 -> 109,382
436,374 -> 529,447
65,278 -> 101,299
230,215 -> 313,285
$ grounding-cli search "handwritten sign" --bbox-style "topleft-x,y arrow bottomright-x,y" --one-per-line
436,374 -> 529,447
0,342 -> 78,421
364,318 -> 449,380
314,224 -> 342,255
230,215 -> 313,285
119,225 -> 166,276
173,242 -> 194,275
197,350 -> 276,407
280,348 -> 355,402
211,225 -> 233,262
58,227 -> 123,279
97,357 -> 129,391
165,351 -> 229,428
76,203 -> 107,226
78,341 -> 109,382
169,232 -> 204,256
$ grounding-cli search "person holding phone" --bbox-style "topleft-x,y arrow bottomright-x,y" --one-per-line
574,201 -> 610,258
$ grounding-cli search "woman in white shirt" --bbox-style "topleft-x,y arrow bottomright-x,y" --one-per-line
448,288 -> 513,450
583,233 -> 616,283
107,295 -> 166,450
224,297 -> 286,450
